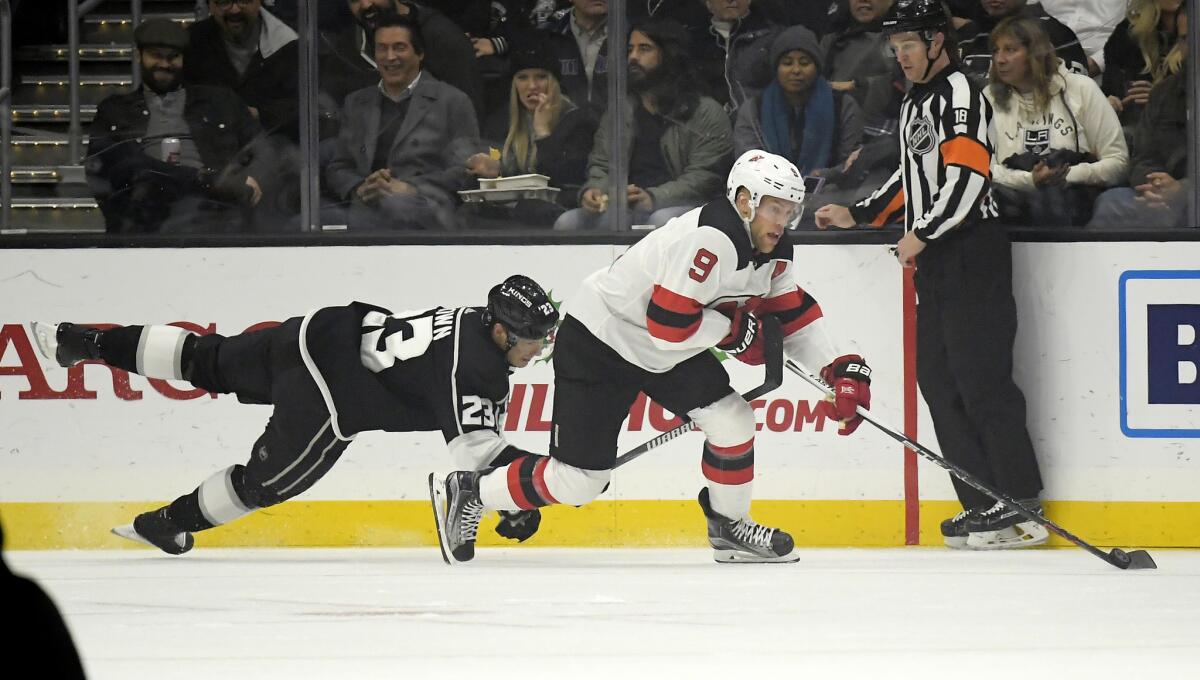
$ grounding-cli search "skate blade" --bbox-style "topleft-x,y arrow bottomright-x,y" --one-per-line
30,322 -> 60,363
111,523 -> 155,549
944,535 -> 970,550
713,549 -> 800,564
427,473 -> 455,565
966,522 -> 1050,550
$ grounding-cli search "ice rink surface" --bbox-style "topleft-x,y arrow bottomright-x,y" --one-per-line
8,546 -> 1200,679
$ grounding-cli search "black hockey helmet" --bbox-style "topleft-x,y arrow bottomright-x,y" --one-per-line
483,275 -> 559,343
882,0 -> 950,37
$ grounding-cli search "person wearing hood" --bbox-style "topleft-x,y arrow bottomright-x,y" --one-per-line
733,25 -> 863,226
986,17 -> 1127,227
185,0 -> 300,140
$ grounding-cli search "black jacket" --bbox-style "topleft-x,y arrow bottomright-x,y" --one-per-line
540,12 -> 608,117
687,9 -> 779,110
1129,67 -> 1188,185
183,16 -> 299,140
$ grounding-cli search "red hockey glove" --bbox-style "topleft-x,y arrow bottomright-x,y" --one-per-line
716,308 -> 763,364
818,354 -> 872,435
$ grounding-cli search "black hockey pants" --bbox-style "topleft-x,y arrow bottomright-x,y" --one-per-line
913,223 -> 1043,510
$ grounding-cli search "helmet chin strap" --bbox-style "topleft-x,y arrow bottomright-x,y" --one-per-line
919,31 -> 945,82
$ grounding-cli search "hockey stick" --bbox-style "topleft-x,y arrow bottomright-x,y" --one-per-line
786,360 -> 1158,571
613,316 -> 784,469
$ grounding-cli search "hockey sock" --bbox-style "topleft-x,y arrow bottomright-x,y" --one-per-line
701,439 -> 755,520
168,465 -> 256,532
94,325 -> 194,380
479,455 -> 608,510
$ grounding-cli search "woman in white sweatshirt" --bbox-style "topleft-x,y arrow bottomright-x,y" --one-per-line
986,16 -> 1129,227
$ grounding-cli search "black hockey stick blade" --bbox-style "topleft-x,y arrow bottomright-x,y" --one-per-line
614,316 -> 783,469
785,359 -> 1158,571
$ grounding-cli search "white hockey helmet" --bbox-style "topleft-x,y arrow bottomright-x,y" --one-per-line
726,150 -> 807,228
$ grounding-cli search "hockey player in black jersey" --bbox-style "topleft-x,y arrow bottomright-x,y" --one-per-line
815,0 -> 1047,550
432,150 -> 874,565
30,275 -> 558,555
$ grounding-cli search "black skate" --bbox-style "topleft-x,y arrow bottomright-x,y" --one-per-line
965,499 -> 1049,550
698,488 -> 798,563
31,322 -> 102,367
940,506 -> 984,550
429,471 -> 484,564
111,508 -> 194,555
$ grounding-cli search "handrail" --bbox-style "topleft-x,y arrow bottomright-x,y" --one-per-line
67,0 -> 82,162
1,0 -> 12,230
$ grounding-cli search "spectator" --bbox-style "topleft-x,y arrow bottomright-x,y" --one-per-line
464,1 -> 563,59
1102,0 -> 1184,127
1090,6 -> 1188,229
541,0 -> 610,116
324,16 -> 481,230
959,0 -> 1089,77
555,18 -> 734,230
822,0 -> 902,139
627,0 -> 709,28
0,515 -> 86,680
184,0 -> 299,139
986,17 -> 1128,227
87,18 -> 266,234
755,0 -> 845,35
1040,0 -> 1126,75
466,40 -> 597,223
689,0 -> 780,113
319,1 -> 484,119
733,24 -> 863,227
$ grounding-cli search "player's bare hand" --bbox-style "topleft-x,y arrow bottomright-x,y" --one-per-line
814,204 -> 854,230
894,230 -> 925,267
628,185 -> 655,213
581,188 -> 608,213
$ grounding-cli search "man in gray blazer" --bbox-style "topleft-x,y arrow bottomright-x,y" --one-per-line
324,15 -> 480,230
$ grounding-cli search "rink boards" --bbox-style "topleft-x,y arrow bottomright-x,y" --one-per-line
2,243 -> 1199,548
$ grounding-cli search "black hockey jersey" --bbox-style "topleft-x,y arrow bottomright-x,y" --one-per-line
298,302 -> 523,469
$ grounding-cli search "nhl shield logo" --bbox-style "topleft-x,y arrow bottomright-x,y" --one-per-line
906,115 -> 936,155
1024,128 -> 1051,155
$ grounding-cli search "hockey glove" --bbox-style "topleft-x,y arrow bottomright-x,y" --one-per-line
495,508 -> 541,542
716,309 -> 761,363
818,354 -> 872,435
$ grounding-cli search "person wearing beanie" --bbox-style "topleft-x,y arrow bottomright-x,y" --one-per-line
86,17 -> 267,233
733,24 -> 863,225
466,38 -> 598,217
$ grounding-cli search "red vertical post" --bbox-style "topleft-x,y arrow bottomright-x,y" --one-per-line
903,266 -> 920,545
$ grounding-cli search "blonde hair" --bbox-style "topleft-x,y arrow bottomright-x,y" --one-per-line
1126,0 -> 1183,83
501,69 -> 565,175
988,17 -> 1061,111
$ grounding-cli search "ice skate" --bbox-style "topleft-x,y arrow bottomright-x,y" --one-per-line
940,506 -> 984,549
965,499 -> 1049,550
429,471 -> 484,564
698,488 -> 798,563
31,322 -> 102,367
111,508 -> 194,555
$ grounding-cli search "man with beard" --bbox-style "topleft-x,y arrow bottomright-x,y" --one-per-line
184,0 -> 299,140
324,16 -> 480,230
319,0 -> 483,120
554,18 -> 733,230
86,18 -> 266,233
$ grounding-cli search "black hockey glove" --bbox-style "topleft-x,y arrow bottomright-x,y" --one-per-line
716,308 -> 760,356
495,509 -> 541,542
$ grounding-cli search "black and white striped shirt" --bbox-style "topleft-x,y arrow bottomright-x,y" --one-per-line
851,65 -> 999,241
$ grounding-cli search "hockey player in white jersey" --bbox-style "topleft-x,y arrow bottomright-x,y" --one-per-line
432,150 -> 874,564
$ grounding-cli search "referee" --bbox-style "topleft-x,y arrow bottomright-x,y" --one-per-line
815,0 -> 1046,550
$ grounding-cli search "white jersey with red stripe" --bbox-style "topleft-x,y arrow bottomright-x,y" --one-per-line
565,199 -> 839,373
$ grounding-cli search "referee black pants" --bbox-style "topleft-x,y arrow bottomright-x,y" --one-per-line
913,223 -> 1043,510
